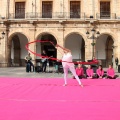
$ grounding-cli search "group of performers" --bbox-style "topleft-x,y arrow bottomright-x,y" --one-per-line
25,50 -> 48,73
73,64 -> 118,79
25,41 -> 118,87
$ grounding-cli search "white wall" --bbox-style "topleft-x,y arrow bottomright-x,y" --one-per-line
65,34 -> 82,59
18,34 -> 28,59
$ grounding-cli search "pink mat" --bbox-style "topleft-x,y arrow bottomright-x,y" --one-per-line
0,77 -> 120,120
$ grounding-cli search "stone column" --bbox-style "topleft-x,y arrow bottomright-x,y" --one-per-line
85,39 -> 93,61
6,44 -> 11,67
5,27 -> 10,67
57,27 -> 64,60
34,42 -> 37,66
28,28 -> 36,66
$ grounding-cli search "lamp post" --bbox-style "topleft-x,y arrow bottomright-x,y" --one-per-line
86,28 -> 100,59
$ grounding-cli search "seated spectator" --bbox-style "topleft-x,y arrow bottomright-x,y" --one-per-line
25,53 -> 34,72
107,64 -> 117,79
92,56 -> 99,63
73,64 -> 85,79
86,65 -> 94,79
96,65 -> 106,79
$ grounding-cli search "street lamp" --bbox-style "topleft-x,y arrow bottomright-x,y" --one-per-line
0,31 -> 5,44
86,28 -> 100,58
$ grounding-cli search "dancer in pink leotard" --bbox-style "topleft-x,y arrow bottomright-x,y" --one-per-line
55,44 -> 83,87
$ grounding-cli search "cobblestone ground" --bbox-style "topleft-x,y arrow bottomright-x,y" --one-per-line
0,67 -> 119,78
0,67 -> 65,78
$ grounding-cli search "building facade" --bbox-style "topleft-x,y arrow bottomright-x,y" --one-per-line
0,0 -> 120,67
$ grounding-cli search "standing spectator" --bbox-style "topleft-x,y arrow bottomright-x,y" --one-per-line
55,60 -> 59,73
41,50 -> 47,73
115,57 -> 119,69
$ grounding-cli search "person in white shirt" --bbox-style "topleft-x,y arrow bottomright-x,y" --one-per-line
55,44 -> 83,87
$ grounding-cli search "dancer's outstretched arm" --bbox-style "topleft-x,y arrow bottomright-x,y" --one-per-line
55,44 -> 71,53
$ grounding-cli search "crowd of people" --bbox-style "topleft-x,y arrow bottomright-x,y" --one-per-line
25,51 -> 119,80
73,64 -> 118,79
24,41 -> 120,87
25,50 -> 49,73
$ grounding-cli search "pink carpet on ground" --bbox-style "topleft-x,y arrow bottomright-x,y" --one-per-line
0,77 -> 120,120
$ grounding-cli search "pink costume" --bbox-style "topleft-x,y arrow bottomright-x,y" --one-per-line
96,69 -> 104,77
62,52 -> 81,85
76,67 -> 84,76
86,68 -> 93,77
107,68 -> 115,77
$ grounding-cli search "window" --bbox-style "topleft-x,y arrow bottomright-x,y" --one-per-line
100,2 -> 110,18
42,1 -> 52,18
15,2 -> 25,18
70,1 -> 80,18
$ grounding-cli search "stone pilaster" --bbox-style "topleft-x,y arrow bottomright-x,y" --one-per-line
85,39 -> 93,61
28,28 -> 36,65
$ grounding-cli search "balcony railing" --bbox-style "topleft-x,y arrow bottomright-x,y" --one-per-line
9,12 -> 85,19
8,12 -> 117,20
96,12 -> 116,19
9,13 -> 25,19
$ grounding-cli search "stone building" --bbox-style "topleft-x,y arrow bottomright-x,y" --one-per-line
0,0 -> 120,67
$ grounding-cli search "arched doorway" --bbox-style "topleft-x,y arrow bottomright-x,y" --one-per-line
8,33 -> 28,66
96,34 -> 114,67
36,33 -> 57,65
65,33 -> 85,61
12,35 -> 21,65
106,36 -> 114,67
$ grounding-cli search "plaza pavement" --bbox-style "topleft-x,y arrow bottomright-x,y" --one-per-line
0,67 -> 119,78
0,67 -> 65,78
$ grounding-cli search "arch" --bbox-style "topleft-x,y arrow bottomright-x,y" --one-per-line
35,31 -> 59,43
105,36 -> 114,67
98,32 -> 116,42
36,32 -> 58,65
64,31 -> 87,44
64,32 -> 85,61
96,33 -> 114,67
7,32 -> 29,67
12,35 -> 21,65
8,32 -> 30,44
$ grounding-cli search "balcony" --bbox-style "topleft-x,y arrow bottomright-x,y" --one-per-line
9,12 -> 85,20
96,12 -> 116,19
9,13 -> 25,19
8,12 -> 117,21
26,12 -> 39,18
